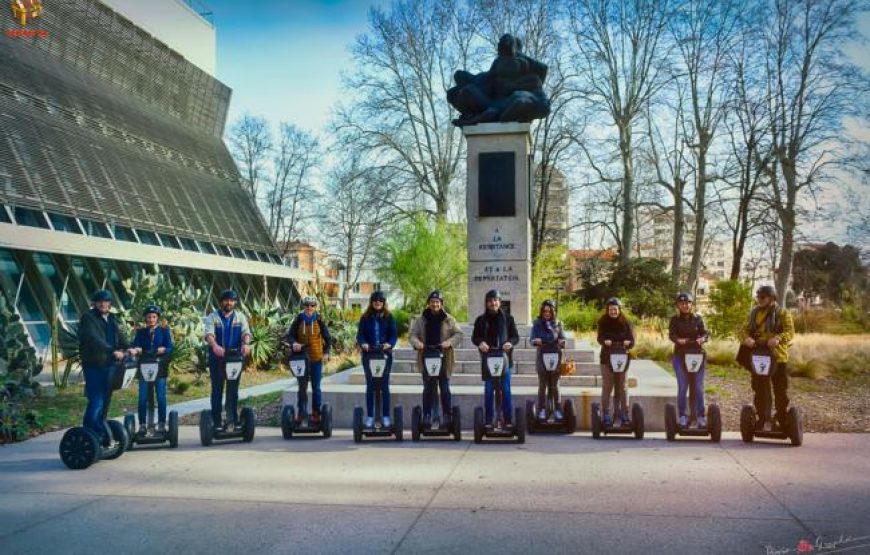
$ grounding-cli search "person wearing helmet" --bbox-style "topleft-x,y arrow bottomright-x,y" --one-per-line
669,292 -> 709,429
203,290 -> 252,431
530,300 -> 567,420
738,285 -> 795,432
356,291 -> 398,428
596,297 -> 635,428
77,289 -> 131,446
472,289 -> 520,425
408,290 -> 463,427
130,304 -> 174,435
287,296 -> 332,425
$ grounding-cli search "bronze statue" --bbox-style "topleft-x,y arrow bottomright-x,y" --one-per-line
447,34 -> 551,127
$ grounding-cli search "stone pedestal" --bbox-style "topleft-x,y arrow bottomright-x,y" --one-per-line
463,122 -> 532,325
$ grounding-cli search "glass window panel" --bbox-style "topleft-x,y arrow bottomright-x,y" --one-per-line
256,252 -> 269,263
98,260 -> 130,307
135,229 -> 160,246
244,250 -> 258,262
215,244 -> 232,257
0,248 -> 23,291
230,247 -> 245,259
81,219 -> 112,238
269,253 -> 283,265
31,253 -> 64,298
179,237 -> 200,252
14,207 -> 50,229
158,233 -> 181,249
113,225 -> 138,242
25,322 -> 51,352
0,204 -> 12,223
70,257 -> 100,296
199,241 -> 216,255
48,213 -> 83,234
16,277 -> 46,321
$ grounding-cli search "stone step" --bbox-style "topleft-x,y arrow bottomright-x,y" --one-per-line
345,370 -> 637,389
388,359 -> 601,375
391,347 -> 596,363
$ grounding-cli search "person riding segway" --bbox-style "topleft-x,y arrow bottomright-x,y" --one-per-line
198,290 -> 255,446
408,290 -> 463,440
282,342 -> 333,439
123,304 -> 179,449
286,296 -> 332,431
664,293 -> 721,442
592,298 -> 643,440
737,285 -> 802,446
59,290 -> 131,469
471,290 -> 525,444
527,300 -> 575,434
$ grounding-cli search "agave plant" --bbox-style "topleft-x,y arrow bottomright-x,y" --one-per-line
241,298 -> 292,371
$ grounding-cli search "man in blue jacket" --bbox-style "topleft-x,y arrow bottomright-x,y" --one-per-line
78,289 -> 130,446
203,290 -> 251,431
130,304 -> 174,435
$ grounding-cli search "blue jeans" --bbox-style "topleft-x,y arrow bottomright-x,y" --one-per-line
83,364 -> 115,444
209,363 -> 240,426
296,360 -> 323,416
138,377 -> 168,425
673,355 -> 705,418
362,353 -> 392,418
484,366 -> 513,423
422,376 -> 451,418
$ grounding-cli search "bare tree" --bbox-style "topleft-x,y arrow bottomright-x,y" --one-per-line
568,0 -> 673,264
265,124 -> 320,252
334,0 -> 480,218
760,0 -> 865,300
228,114 -> 272,199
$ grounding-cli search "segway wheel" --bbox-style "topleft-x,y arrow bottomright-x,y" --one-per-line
241,407 -> 255,443
564,399 -> 576,434
321,403 -> 333,439
525,400 -> 536,434
708,404 -> 722,443
123,414 -> 136,450
665,403 -> 677,442
393,406 -> 404,442
591,402 -> 602,440
740,405 -> 755,443
168,411 -> 179,448
281,405 -> 295,440
451,405 -> 462,442
515,407 -> 526,445
473,406 -> 484,444
352,407 -> 363,444
631,403 -> 644,440
411,406 -> 422,442
199,409 -> 214,447
787,406 -> 803,447
102,420 -> 129,460
59,427 -> 100,470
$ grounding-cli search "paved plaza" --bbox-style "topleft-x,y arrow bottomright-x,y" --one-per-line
1,428 -> 868,554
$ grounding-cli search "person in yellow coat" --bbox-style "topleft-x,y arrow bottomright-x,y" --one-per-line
738,285 -> 795,432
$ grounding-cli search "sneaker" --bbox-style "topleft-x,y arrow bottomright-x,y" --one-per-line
620,414 -> 631,427
295,414 -> 305,426
311,412 -> 321,425
602,412 -> 613,428
554,409 -> 564,421
147,425 -> 156,436
382,416 -> 391,428
763,421 -> 773,432
538,408 -> 547,420
697,416 -> 707,429
365,416 -> 374,428
442,414 -> 452,429
157,422 -> 166,434
137,425 -> 147,436
678,415 -> 688,428
754,419 -> 765,432
422,414 -> 432,428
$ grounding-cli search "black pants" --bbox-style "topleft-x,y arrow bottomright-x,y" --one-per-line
422,376 -> 451,419
537,371 -> 560,410
751,362 -> 790,423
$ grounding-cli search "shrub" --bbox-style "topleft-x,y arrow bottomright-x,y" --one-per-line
579,258 -> 673,319
392,308 -> 411,337
558,300 -> 600,332
708,280 -> 753,338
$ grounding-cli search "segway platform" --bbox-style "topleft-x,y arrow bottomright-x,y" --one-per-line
740,405 -> 803,446
353,406 -> 404,442
590,401 -> 644,439
59,420 -> 129,470
473,350 -> 526,444
124,412 -> 179,449
281,403 -> 332,439
411,405 -> 461,441
526,399 -> 576,434
199,407 -> 255,446
664,403 -> 721,442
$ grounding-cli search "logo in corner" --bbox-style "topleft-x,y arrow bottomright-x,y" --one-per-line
11,0 -> 42,26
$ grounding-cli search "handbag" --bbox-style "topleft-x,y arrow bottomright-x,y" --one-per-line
559,358 -> 575,376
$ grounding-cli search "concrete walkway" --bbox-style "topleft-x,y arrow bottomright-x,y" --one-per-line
1,429 -> 868,554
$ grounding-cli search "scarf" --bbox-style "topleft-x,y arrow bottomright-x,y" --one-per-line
422,308 -> 447,347
748,305 -> 779,335
483,309 -> 508,346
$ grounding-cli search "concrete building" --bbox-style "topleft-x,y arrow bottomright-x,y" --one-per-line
0,0 -> 306,357
536,166 -> 569,248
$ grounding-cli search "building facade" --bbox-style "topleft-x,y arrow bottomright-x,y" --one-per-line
0,0 -> 306,357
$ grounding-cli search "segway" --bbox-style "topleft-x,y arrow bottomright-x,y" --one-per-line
59,357 -> 134,469
473,349 -> 525,444
591,345 -> 644,439
281,347 -> 332,439
123,352 -> 179,449
527,343 -> 576,434
199,349 -> 255,446
739,346 -> 803,446
411,346 -> 461,441
353,344 -> 403,443
665,346 -> 721,442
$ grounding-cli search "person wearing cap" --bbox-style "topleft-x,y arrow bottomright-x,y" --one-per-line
203,290 -> 252,431
356,291 -> 398,428
472,289 -> 520,425
408,290 -> 463,427
596,297 -> 635,428
130,304 -> 174,435
78,289 -> 131,446
530,299 -> 567,421
287,296 -> 332,425
669,292 -> 709,429
738,285 -> 795,432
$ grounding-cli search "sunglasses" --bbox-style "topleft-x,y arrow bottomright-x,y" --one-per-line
304,303 -> 316,307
